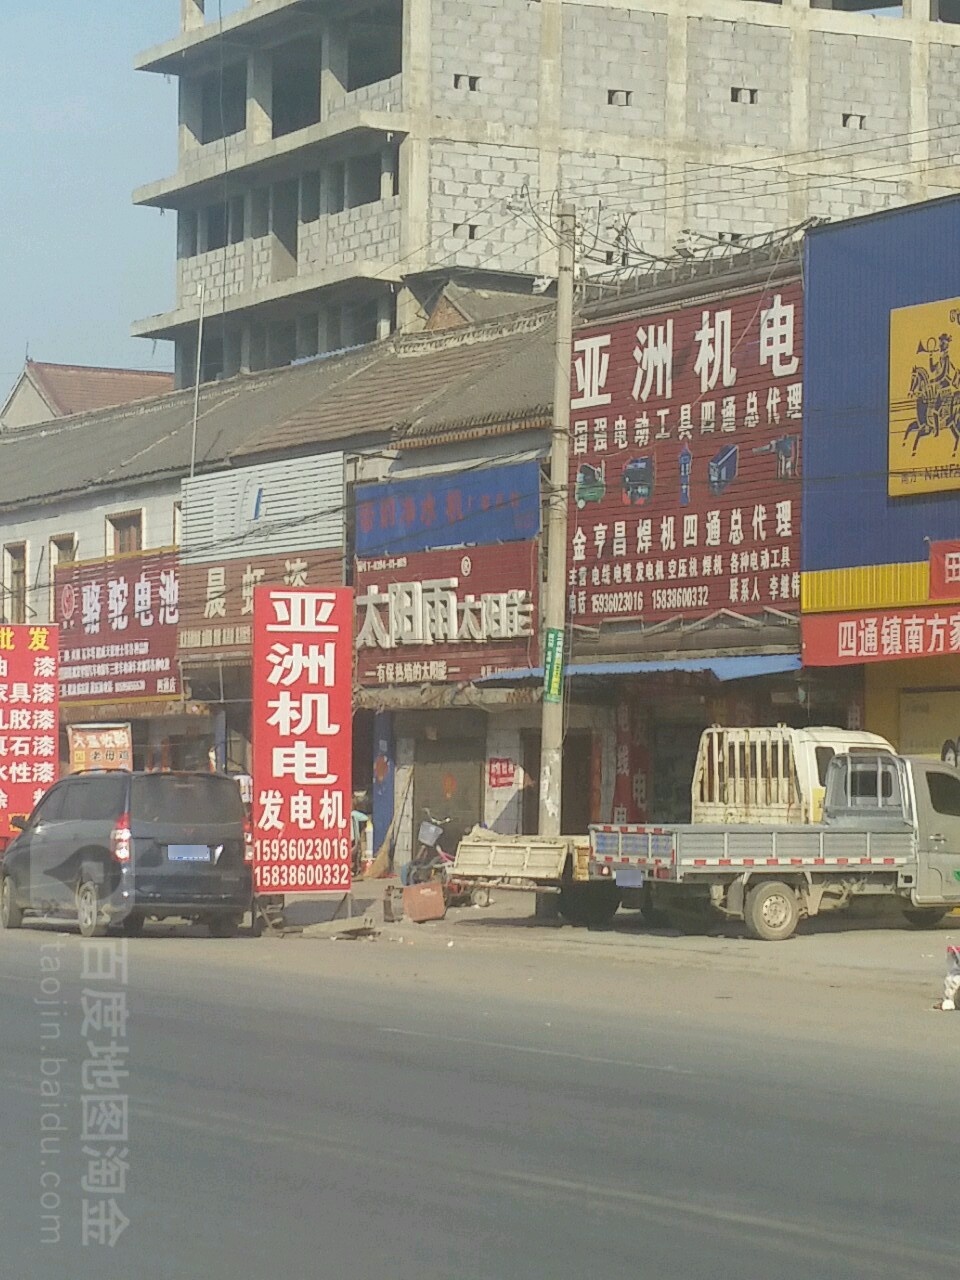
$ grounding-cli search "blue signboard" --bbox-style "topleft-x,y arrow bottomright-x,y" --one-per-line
803,196 -> 960,573
354,460 -> 541,556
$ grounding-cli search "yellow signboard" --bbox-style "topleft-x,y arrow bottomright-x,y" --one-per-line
889,296 -> 960,496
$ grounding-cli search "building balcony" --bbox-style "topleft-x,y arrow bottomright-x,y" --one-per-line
137,196 -> 403,342
134,77 -> 406,211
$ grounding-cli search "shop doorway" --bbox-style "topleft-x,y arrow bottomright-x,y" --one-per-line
412,741 -> 483,851
520,731 -> 595,835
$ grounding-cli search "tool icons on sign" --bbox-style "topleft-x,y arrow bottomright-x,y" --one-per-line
620,457 -> 656,505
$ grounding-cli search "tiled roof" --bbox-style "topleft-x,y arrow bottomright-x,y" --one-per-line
239,311 -> 555,457
0,313 -> 555,511
26,361 -> 174,417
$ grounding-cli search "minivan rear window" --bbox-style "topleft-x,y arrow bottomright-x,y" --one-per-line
131,775 -> 244,826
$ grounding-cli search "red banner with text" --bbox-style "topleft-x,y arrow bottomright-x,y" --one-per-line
568,281 -> 803,626
802,604 -> 960,666
0,624 -> 59,837
252,587 -> 354,895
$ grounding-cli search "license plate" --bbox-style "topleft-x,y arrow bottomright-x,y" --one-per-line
167,845 -> 211,863
615,867 -> 644,888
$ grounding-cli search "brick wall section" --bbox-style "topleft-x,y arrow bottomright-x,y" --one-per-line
558,151 -> 669,262
686,164 -> 790,240
686,18 -> 790,150
561,4 -> 667,137
430,0 -> 539,128
177,241 -> 247,305
326,74 -> 403,116
808,32 -> 909,153
429,142 -> 539,272
299,196 -> 401,271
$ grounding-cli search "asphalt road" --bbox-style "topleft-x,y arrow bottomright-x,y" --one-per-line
1,920 -> 957,1280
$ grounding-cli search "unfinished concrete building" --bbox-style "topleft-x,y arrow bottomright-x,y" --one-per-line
133,0 -> 960,386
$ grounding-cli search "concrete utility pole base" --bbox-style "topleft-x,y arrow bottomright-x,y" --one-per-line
538,201 -> 576,838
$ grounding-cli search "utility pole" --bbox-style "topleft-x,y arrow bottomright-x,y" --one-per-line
538,202 -> 576,837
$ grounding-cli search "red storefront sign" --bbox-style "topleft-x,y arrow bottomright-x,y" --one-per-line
568,281 -> 803,625
252,587 -> 354,895
803,604 -> 960,666
354,541 -> 539,685
929,540 -> 960,601
55,550 -> 180,702
0,624 -> 59,836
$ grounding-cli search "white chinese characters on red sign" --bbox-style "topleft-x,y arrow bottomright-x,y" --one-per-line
252,587 -> 354,895
569,284 -> 803,625
0,625 -> 59,839
803,605 -> 960,667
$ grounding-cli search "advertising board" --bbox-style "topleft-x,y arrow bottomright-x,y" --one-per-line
55,550 -> 179,702
251,587 -> 353,895
354,460 -> 541,556
0,624 -> 59,837
354,540 -> 538,685
67,724 -> 133,772
568,281 -> 803,626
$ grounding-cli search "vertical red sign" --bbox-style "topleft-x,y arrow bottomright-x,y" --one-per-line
0,624 -> 60,838
251,587 -> 354,895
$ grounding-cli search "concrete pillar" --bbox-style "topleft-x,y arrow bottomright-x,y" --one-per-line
536,0 -> 561,277
905,0 -> 934,19
787,11 -> 810,226
181,0 -> 205,32
376,292 -> 393,341
247,51 -> 273,145
239,322 -> 253,373
321,21 -> 349,115
179,78 -> 204,153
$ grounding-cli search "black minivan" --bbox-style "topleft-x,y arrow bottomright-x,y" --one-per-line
0,771 -> 252,938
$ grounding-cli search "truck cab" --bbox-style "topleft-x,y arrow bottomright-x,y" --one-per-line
692,725 -> 894,826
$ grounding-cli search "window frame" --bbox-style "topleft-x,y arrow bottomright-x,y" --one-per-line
3,541 -> 27,624
107,511 -> 143,557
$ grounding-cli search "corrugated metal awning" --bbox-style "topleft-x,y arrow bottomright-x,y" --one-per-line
475,653 -> 802,684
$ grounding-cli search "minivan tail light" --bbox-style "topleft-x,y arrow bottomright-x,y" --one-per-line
243,817 -> 254,864
111,814 -> 132,863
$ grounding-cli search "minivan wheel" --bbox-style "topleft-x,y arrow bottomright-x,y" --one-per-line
76,881 -> 106,939
0,876 -> 23,929
208,913 -> 241,939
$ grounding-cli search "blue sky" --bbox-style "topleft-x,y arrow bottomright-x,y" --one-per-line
0,2 -> 250,389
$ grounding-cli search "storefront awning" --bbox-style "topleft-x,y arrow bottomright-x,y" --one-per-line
476,653 -> 802,684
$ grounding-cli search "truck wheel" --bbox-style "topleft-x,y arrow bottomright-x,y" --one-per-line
901,907 -> 949,929
558,884 -> 591,926
744,881 -> 799,941
585,883 -> 621,928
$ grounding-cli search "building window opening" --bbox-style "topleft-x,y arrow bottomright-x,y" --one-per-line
272,40 -> 322,138
205,202 -> 228,253
108,513 -> 143,557
228,196 -> 245,244
179,210 -> 199,259
251,187 -> 270,238
718,230 -> 744,244
731,86 -> 759,105
346,3 -> 402,91
201,332 -> 225,383
4,543 -> 27,624
842,112 -> 866,130
346,152 -> 382,208
301,172 -> 321,223
200,61 -> 246,144
454,74 -> 481,91
938,0 -> 960,22
49,535 -> 76,619
326,162 -> 346,214
608,89 -> 632,107
453,222 -> 479,240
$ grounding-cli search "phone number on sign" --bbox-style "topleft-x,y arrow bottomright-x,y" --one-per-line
257,862 -> 351,890
651,586 -> 710,612
590,590 -> 644,615
255,836 -> 351,862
